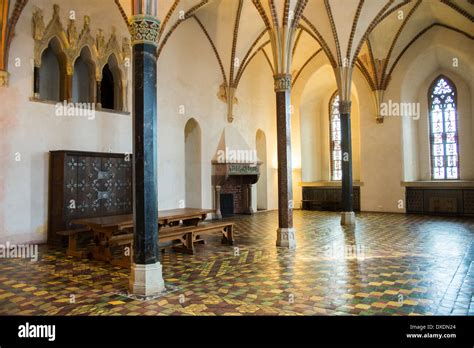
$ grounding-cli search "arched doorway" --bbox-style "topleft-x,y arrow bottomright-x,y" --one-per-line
185,118 -> 202,208
256,129 -> 268,211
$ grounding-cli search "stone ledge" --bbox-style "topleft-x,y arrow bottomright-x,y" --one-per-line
299,181 -> 364,187
402,181 -> 474,189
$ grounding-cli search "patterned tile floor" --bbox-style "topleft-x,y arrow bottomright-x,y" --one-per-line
0,211 -> 473,316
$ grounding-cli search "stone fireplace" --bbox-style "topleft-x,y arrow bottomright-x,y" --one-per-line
212,162 -> 261,218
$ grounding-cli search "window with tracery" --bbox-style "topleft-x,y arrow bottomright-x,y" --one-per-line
330,93 -> 342,181
429,76 -> 459,180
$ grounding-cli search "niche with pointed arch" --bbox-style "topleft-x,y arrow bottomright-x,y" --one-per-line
72,47 -> 96,104
101,54 -> 123,111
38,37 -> 67,101
185,118 -> 202,208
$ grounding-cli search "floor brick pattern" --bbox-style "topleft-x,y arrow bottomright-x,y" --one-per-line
0,211 -> 473,316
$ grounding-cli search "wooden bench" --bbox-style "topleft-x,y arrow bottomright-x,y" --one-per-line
158,221 -> 234,255
60,221 -> 234,267
57,227 -> 92,258
119,221 -> 234,255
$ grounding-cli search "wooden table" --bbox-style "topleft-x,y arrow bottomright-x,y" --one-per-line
73,208 -> 213,230
71,208 -> 214,265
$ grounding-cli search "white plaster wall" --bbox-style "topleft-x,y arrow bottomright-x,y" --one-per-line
0,0 -> 132,244
356,69 -> 405,213
156,19 -> 278,214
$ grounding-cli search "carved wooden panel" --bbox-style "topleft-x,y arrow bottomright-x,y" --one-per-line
406,187 -> 474,217
406,189 -> 424,213
463,190 -> 474,216
48,151 -> 132,245
302,187 -> 361,212
424,190 -> 462,215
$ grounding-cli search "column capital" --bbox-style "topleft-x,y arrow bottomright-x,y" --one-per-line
130,15 -> 160,47
340,100 -> 352,114
274,74 -> 292,92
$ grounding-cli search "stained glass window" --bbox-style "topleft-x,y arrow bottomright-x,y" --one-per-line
330,93 -> 342,181
429,76 -> 459,180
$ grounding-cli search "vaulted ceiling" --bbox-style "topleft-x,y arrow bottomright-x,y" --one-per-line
114,0 -> 473,92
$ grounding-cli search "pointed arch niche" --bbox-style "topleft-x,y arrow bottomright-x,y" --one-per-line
72,46 -> 96,103
185,118 -> 202,208
38,37 -> 67,101
101,54 -> 123,111
31,5 -> 131,112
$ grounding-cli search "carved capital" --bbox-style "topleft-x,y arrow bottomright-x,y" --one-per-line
274,74 -> 292,92
374,89 -> 385,124
0,71 -> 9,87
340,100 -> 352,114
130,15 -> 160,47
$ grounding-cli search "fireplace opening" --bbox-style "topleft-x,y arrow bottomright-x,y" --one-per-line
220,193 -> 235,217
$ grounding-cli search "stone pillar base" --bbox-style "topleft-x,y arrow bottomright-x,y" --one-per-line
129,262 -> 165,296
276,228 -> 296,249
340,212 -> 356,226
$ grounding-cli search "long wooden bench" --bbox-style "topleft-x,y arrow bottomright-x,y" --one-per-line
118,221 -> 234,254
60,221 -> 234,267
158,221 -> 234,255
113,222 -> 234,267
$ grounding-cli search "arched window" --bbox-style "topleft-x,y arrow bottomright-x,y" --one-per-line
330,93 -> 342,181
429,76 -> 459,180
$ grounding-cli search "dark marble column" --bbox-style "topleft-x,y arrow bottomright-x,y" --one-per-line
128,2 -> 164,296
96,80 -> 102,108
33,66 -> 40,99
340,100 -> 355,225
274,74 -> 296,248
132,42 -> 159,265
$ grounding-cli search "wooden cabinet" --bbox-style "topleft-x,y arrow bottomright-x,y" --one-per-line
48,151 -> 132,245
